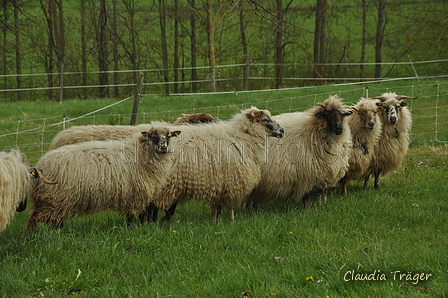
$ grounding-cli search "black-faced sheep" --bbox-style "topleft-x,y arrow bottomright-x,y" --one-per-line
363,93 -> 419,189
0,150 -> 32,232
26,126 -> 181,231
340,98 -> 383,195
152,107 -> 284,223
246,95 -> 353,209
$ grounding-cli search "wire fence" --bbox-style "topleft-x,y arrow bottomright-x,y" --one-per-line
0,75 -> 447,164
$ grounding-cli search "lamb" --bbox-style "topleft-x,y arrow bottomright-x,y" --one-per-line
246,95 -> 353,209
0,150 -> 32,232
151,107 -> 284,223
26,126 -> 181,231
49,113 -> 216,150
339,98 -> 383,195
363,93 -> 419,189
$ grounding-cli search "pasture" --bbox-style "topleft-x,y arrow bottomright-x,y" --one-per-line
0,78 -> 447,297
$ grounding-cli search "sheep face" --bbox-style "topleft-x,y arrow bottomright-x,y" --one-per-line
353,101 -> 382,130
315,107 -> 353,135
141,128 -> 181,153
247,109 -> 284,138
381,99 -> 408,125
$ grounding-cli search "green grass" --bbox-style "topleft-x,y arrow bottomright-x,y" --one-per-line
1,78 -> 447,297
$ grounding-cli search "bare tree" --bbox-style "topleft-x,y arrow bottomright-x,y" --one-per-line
13,0 -> 22,101
159,0 -> 169,95
97,0 -> 109,98
80,0 -> 87,99
189,0 -> 198,92
2,0 -> 9,92
111,0 -> 120,98
375,0 -> 386,79
239,0 -> 248,90
313,0 -> 328,78
359,0 -> 368,78
173,0 -> 179,94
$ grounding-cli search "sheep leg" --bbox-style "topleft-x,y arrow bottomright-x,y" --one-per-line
127,213 -> 135,226
340,175 -> 348,196
139,203 -> 159,223
26,211 -> 39,231
302,193 -> 310,209
162,202 -> 178,221
374,169 -> 380,190
229,207 -> 235,221
210,203 -> 222,223
319,187 -> 328,204
363,175 -> 370,189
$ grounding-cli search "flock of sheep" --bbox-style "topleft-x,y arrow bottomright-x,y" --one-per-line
0,92 -> 419,232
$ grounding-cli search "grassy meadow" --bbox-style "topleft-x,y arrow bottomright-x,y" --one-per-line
1,78 -> 447,297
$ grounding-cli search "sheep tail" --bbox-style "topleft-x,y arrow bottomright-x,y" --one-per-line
31,168 -> 59,185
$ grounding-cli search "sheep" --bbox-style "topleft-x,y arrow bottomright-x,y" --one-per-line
26,126 -> 181,231
0,150 -> 32,232
339,98 -> 383,195
151,107 -> 284,223
246,95 -> 353,209
363,93 -> 419,189
49,113 -> 215,150
173,113 -> 216,125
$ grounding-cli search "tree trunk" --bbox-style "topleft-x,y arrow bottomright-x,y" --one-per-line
80,0 -> 87,99
173,0 -> 179,94
274,0 -> 283,89
375,0 -> 386,79
207,0 -> 216,92
111,0 -> 120,98
98,0 -> 109,98
239,0 -> 248,90
14,0 -> 22,101
159,0 -> 169,96
2,0 -> 8,92
359,0 -> 367,78
313,0 -> 327,78
190,0 -> 198,93
55,0 -> 65,102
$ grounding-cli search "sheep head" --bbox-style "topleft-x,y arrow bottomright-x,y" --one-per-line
315,95 -> 352,135
141,127 -> 181,153
246,107 -> 284,138
352,99 -> 382,130
368,93 -> 417,125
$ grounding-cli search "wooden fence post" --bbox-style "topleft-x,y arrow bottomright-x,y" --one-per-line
130,73 -> 144,126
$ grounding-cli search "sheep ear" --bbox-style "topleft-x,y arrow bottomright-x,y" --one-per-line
169,130 -> 181,137
400,101 -> 408,107
341,110 -> 353,117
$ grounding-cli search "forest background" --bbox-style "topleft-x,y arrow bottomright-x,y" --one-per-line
1,0 -> 447,102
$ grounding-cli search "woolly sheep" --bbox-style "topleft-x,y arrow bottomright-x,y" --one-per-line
363,92 -> 419,189
173,113 -> 216,125
246,95 -> 353,209
26,126 -> 181,231
340,98 -> 383,195
0,150 -> 32,232
49,113 -> 216,150
152,107 -> 284,223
